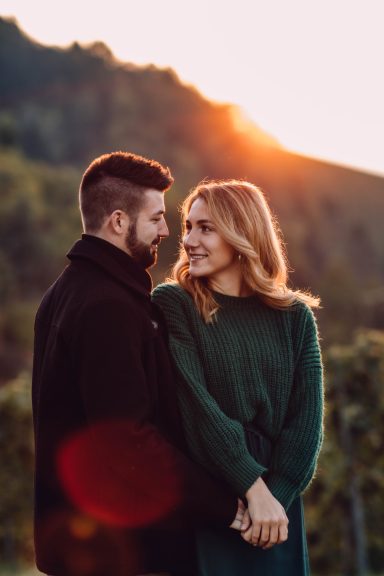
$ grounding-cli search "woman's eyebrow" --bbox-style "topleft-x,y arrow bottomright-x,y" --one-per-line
185,218 -> 214,225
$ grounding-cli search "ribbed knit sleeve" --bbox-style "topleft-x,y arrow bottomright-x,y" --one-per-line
152,284 -> 267,495
153,284 -> 324,509
267,304 -> 324,510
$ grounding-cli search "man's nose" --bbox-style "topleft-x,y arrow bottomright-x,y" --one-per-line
159,218 -> 169,237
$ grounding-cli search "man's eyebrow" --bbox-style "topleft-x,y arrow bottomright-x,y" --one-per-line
151,209 -> 166,216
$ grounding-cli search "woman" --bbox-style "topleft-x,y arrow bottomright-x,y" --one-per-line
152,180 -> 323,575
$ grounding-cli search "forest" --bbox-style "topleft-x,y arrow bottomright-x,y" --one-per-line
0,16 -> 383,575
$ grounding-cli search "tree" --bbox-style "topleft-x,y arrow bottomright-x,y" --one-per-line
305,330 -> 384,575
0,373 -> 34,569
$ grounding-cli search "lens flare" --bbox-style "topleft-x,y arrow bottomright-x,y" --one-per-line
36,511 -> 136,576
57,420 -> 182,527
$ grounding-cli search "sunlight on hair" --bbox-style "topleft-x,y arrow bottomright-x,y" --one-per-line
172,179 -> 320,322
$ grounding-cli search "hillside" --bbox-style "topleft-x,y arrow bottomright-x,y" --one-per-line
1,17 -> 384,573
0,15 -> 383,381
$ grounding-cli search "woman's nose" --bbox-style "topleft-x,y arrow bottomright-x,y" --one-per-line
184,229 -> 199,248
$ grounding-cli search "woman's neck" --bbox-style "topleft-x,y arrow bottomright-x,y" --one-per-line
208,277 -> 252,297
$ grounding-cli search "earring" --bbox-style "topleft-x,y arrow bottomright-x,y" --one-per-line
238,253 -> 242,261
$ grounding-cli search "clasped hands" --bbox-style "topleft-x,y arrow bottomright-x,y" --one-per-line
230,477 -> 289,549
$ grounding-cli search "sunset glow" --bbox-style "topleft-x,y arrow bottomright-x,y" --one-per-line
1,0 -> 383,175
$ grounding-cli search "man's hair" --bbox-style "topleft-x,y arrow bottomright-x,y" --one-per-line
79,151 -> 174,232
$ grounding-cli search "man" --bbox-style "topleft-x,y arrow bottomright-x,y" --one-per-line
32,152 -> 242,576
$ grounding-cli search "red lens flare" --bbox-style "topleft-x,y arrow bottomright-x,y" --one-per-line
36,511 -> 139,576
57,420 -> 182,527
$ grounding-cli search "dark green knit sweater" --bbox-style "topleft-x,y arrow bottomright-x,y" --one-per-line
152,283 -> 324,510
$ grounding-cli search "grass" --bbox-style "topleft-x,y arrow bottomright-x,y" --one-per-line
0,568 -> 39,576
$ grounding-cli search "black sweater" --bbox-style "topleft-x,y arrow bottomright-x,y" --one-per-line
32,235 -> 237,576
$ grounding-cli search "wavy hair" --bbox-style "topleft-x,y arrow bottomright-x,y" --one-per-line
171,179 -> 320,322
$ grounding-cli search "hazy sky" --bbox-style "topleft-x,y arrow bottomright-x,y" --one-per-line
1,0 -> 383,176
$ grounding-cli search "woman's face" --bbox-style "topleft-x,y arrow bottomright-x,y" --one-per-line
183,198 -> 240,286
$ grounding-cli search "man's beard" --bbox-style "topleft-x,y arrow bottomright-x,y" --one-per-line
125,222 -> 159,269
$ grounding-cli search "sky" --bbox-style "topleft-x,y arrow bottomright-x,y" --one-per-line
1,0 -> 384,176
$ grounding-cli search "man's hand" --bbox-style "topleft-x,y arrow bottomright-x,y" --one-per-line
242,477 -> 288,549
229,498 -> 251,531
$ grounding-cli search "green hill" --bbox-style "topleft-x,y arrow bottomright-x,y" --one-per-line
1,17 -> 384,575
0,15 -> 384,381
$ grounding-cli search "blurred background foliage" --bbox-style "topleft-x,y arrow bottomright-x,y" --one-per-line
0,16 -> 383,575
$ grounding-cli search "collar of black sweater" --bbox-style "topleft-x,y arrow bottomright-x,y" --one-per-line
67,234 -> 152,298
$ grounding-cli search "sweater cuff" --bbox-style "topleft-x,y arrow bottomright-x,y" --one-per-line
266,474 -> 299,511
226,450 -> 267,496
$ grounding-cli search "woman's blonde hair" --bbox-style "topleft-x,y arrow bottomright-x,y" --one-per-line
171,179 -> 320,322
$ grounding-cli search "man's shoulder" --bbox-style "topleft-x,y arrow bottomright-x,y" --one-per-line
37,261 -> 146,327
69,259 -> 145,305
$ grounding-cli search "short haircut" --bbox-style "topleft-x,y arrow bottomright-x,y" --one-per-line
79,151 -> 174,232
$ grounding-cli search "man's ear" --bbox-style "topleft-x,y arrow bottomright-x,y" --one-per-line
109,210 -> 129,235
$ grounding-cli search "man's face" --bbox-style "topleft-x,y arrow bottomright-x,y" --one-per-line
125,189 -> 169,269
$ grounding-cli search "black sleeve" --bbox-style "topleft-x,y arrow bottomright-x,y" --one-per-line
74,298 -> 238,529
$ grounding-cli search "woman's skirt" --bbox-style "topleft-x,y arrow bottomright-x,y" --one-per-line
195,497 -> 310,576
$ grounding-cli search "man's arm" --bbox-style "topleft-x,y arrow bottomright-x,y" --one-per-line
72,297 -> 239,529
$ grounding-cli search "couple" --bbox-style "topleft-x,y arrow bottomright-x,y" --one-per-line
32,151 -> 323,576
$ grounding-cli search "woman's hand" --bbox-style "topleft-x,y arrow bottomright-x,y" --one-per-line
242,477 -> 288,549
229,498 -> 251,531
